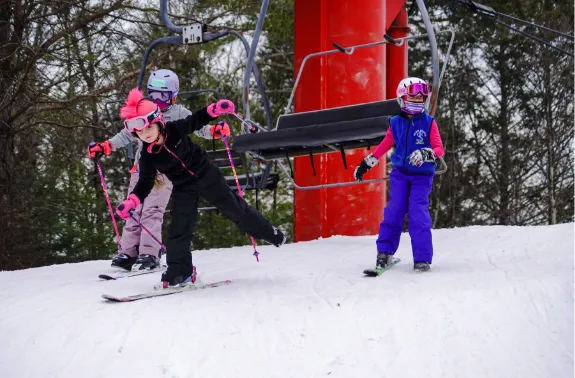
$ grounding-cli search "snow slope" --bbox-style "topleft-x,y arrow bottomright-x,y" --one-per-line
0,224 -> 572,378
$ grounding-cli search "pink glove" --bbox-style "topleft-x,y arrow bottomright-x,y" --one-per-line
116,194 -> 141,220
207,99 -> 235,117
211,122 -> 231,139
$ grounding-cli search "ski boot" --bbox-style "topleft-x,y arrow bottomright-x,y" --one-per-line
414,262 -> 430,273
376,252 -> 394,270
156,266 -> 198,290
272,226 -> 286,247
111,253 -> 138,271
132,254 -> 161,271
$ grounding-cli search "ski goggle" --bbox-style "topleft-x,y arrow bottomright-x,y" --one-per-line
148,90 -> 176,110
406,82 -> 430,96
148,90 -> 174,102
123,107 -> 163,133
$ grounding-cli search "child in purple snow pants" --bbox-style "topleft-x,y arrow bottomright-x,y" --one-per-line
353,77 -> 445,272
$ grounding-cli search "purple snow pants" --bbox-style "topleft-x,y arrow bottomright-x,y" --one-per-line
120,171 -> 172,258
376,169 -> 434,263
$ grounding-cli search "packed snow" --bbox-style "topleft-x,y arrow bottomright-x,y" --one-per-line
0,223 -> 573,378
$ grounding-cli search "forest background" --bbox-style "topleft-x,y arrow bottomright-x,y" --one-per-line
0,0 -> 572,270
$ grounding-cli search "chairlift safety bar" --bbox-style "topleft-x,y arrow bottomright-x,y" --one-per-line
283,29 -> 456,120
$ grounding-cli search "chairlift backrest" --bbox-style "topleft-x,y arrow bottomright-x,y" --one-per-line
277,99 -> 400,130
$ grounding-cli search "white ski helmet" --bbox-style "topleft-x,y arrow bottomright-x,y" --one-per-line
396,77 -> 430,115
147,69 -> 180,110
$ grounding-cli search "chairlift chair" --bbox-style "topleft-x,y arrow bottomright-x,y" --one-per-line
232,28 -> 455,191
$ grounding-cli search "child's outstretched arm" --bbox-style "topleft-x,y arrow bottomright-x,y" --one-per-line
171,109 -> 216,135
108,128 -> 135,150
353,125 -> 394,181
177,106 -> 220,140
87,128 -> 136,159
170,99 -> 235,135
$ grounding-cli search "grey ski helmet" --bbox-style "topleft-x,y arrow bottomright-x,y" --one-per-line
147,69 -> 180,110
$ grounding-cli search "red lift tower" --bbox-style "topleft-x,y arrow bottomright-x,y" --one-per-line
293,0 -> 409,241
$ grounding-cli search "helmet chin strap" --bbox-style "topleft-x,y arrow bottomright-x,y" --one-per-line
145,129 -> 165,153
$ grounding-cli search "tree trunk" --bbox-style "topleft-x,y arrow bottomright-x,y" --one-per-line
543,62 -> 557,225
497,43 -> 512,225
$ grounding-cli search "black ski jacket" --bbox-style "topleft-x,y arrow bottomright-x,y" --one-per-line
132,107 -> 217,201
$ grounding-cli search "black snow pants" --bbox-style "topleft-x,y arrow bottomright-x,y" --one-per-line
164,162 -> 281,279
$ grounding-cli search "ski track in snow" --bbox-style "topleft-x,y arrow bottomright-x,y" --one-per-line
0,224 -> 573,378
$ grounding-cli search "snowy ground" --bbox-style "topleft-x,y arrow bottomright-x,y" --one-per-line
0,224 -> 573,378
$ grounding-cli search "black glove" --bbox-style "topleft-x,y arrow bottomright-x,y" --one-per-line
353,154 -> 379,182
408,148 -> 436,167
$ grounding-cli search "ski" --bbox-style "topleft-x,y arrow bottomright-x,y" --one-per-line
98,266 -> 166,281
102,280 -> 233,302
363,257 -> 401,277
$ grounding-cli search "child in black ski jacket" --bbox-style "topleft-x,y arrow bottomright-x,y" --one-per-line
116,88 -> 285,288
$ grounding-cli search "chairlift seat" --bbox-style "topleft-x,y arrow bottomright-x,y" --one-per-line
232,99 -> 400,159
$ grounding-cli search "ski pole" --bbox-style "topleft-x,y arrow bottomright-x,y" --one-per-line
217,101 -> 260,133
221,133 -> 260,262
128,209 -> 167,251
90,142 -> 122,248
116,204 -> 167,251
229,112 -> 260,133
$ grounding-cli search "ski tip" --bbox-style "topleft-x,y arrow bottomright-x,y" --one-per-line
102,294 -> 132,302
98,274 -> 116,280
202,279 -> 233,287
